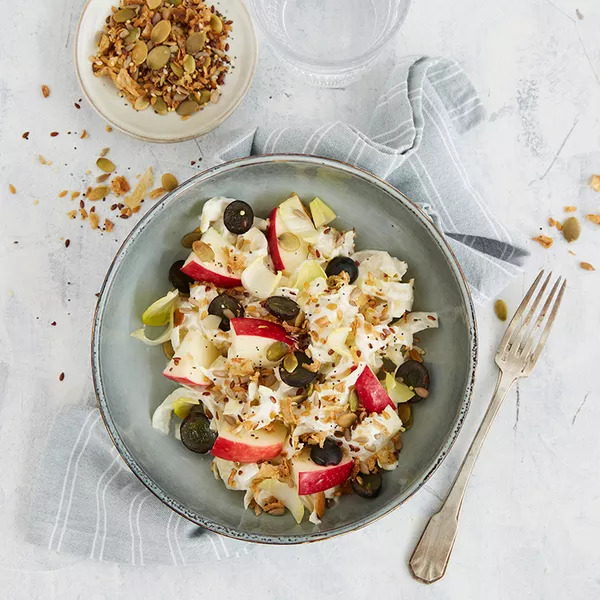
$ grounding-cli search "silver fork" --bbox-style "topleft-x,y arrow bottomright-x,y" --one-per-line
409,270 -> 567,584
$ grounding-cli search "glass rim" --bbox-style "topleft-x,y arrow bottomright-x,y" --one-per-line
248,0 -> 411,71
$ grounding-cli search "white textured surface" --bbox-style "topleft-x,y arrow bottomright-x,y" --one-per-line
1,0 -> 599,597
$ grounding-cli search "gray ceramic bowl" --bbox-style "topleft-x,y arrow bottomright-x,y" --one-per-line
92,155 -> 477,544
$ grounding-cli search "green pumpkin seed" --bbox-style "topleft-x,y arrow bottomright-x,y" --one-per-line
161,173 -> 178,191
176,99 -> 198,116
494,299 -> 508,321
162,339 -> 175,359
96,157 -> 115,173
113,7 -> 136,22
210,14 -> 223,33
186,32 -> 205,54
348,389 -> 358,411
192,240 -> 215,262
152,96 -> 168,115
131,40 -> 148,65
283,353 -> 298,373
146,45 -> 171,69
278,232 -> 300,252
134,95 -> 150,111
124,27 -> 140,44
166,0 -> 181,5
88,186 -> 109,201
170,62 -> 183,77
151,19 -> 171,43
397,403 -> 413,429
181,230 -> 203,248
183,55 -> 196,73
266,341 -> 289,362
147,0 -> 162,9
197,89 -> 212,104
562,216 -> 581,243
336,413 -> 357,428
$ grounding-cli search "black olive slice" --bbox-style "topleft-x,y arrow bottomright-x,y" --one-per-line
325,256 -> 359,284
223,200 -> 253,234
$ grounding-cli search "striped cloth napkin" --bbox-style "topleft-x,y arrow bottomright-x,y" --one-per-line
26,56 -> 526,566
219,56 -> 527,303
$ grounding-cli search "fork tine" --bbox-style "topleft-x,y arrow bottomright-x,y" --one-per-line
510,271 -> 553,352
526,278 -> 567,370
497,270 -> 544,355
518,276 -> 562,360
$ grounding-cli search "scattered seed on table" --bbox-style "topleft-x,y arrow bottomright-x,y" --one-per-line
74,102 -> 81,109
580,262 -> 595,271
22,131 -> 29,139
80,129 -> 88,139
50,131 -> 59,137
9,184 -> 16,194
41,84 -> 50,98
65,239 -> 70,248
58,190 -> 68,198
105,125 -> 112,132
51,321 -> 57,326
59,372 -> 65,381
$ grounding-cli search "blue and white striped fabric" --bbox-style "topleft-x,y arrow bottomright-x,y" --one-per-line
219,56 -> 527,304
26,406 -> 250,565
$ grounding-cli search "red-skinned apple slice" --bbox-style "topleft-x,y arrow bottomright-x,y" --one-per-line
228,317 -> 295,366
355,365 -> 394,413
291,449 -> 353,495
211,420 -> 288,463
267,206 -> 308,275
181,227 -> 242,287
162,329 -> 220,386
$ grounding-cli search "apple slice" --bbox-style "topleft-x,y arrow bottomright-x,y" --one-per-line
355,365 -> 394,413
267,206 -> 308,275
228,317 -> 295,366
211,420 -> 288,463
291,449 -> 353,495
181,227 -> 242,287
162,329 -> 220,386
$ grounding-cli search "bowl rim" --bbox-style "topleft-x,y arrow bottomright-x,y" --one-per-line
91,154 -> 477,544
74,0 -> 258,143
247,0 -> 411,72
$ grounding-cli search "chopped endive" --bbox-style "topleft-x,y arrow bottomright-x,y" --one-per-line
151,388 -> 202,434
241,257 -> 282,299
385,372 -> 414,404
326,327 -> 351,357
309,197 -> 336,228
173,398 -> 200,419
132,290 -> 178,345
141,290 -> 179,326
258,478 -> 305,524
279,194 -> 316,239
294,260 -> 327,290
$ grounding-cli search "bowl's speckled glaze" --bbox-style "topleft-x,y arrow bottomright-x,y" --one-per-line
92,155 -> 477,544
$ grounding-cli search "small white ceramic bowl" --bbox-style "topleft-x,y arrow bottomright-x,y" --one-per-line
75,0 -> 257,142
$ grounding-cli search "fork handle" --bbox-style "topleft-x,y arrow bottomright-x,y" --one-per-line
409,372 -> 516,583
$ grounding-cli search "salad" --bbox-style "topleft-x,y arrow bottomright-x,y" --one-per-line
133,194 -> 438,523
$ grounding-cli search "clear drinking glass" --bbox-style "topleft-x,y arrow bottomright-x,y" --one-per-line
247,0 -> 411,87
